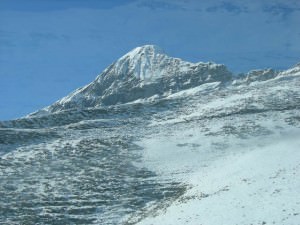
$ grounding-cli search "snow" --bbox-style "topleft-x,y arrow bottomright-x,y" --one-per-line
113,45 -> 209,81
166,82 -> 220,99
278,65 -> 300,78
3,39 -> 298,224
138,130 -> 300,225
133,69 -> 300,224
33,45 -> 232,115
120,45 -> 164,60
149,88 -> 254,127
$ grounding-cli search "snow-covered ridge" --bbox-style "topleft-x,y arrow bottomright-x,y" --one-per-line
31,45 -> 300,116
33,45 -> 233,115
278,62 -> 300,77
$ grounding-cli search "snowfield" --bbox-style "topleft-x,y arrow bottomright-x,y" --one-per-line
138,131 -> 300,225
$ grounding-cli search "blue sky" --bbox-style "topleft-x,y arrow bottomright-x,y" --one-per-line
0,0 -> 300,120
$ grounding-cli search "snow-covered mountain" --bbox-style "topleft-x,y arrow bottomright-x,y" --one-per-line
0,46 -> 300,225
34,45 -> 232,115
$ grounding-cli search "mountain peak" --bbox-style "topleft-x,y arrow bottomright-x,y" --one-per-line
33,46 -> 233,115
113,45 -> 170,80
124,45 -> 164,58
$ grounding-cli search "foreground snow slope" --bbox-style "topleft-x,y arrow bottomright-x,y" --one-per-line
138,131 -> 300,225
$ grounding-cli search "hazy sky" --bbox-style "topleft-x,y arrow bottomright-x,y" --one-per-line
1,0 -> 300,120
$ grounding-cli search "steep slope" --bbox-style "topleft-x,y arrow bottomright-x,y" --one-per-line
34,45 -> 232,115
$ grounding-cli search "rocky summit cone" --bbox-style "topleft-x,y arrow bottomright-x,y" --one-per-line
34,45 -> 233,115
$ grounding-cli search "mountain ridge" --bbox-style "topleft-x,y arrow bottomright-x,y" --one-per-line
30,45 -> 300,117
32,45 -> 233,116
